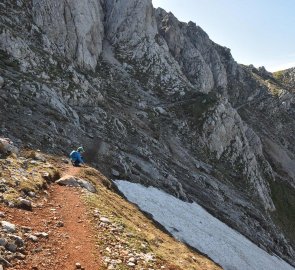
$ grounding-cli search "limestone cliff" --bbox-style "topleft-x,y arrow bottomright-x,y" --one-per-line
32,0 -> 104,69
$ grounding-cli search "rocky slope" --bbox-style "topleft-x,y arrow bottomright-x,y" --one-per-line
0,144 -> 221,270
274,67 -> 295,91
1,0 -> 295,267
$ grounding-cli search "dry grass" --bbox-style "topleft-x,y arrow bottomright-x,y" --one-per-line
1,151 -> 222,269
251,72 -> 284,96
0,151 -> 60,206
77,168 -> 222,270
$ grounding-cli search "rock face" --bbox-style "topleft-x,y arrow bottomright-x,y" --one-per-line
274,67 -> 295,90
1,0 -> 295,266
156,9 -> 229,93
32,0 -> 104,70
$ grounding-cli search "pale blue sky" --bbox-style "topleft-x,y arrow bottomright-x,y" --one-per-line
152,0 -> 295,72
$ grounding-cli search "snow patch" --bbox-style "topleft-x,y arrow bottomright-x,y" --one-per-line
115,180 -> 294,270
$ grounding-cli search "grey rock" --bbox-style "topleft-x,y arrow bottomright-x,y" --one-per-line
99,217 -> 111,224
34,232 -> 48,238
27,235 -> 38,242
56,176 -> 96,193
17,198 -> 32,210
0,138 -> 19,156
28,191 -> 36,198
0,239 -> 8,247
1,221 -> 16,233
111,169 -> 120,177
8,235 -> 24,247
5,242 -> 17,252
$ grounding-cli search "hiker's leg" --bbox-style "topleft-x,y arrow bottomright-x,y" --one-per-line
74,160 -> 80,167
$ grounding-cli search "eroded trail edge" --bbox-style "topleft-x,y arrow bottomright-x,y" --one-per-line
1,165 -> 101,270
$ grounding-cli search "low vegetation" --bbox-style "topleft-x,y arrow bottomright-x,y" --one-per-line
0,150 -> 221,270
76,166 -> 221,270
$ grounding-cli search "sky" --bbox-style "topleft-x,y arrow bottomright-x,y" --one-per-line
152,0 -> 295,72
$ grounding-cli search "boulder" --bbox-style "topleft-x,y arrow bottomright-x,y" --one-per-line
56,175 -> 96,193
0,138 -> 19,156
5,242 -> 17,252
17,198 -> 32,211
8,235 -> 24,247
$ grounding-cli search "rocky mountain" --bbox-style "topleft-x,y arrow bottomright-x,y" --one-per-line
1,0 -> 295,267
274,67 -> 295,91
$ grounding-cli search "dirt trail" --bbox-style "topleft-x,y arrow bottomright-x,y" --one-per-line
60,165 -> 82,177
1,166 -> 102,270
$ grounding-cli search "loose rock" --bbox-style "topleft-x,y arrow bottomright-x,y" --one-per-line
100,217 -> 111,224
56,176 -> 96,193
0,239 -> 8,247
27,235 -> 38,242
1,221 -> 16,233
17,198 -> 32,210
5,242 -> 17,252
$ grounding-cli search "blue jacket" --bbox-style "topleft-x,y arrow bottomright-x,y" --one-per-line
70,151 -> 84,163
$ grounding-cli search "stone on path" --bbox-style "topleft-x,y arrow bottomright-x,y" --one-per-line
17,198 -> 32,210
1,221 -> 16,233
56,175 -> 96,193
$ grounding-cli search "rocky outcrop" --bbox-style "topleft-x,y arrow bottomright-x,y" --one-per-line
105,0 -> 158,45
0,138 -> 19,157
274,67 -> 295,90
156,9 -> 229,93
32,0 -> 104,70
200,100 -> 274,210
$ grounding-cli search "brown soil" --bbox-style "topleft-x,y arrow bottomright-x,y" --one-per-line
0,160 -> 222,270
1,165 -> 103,270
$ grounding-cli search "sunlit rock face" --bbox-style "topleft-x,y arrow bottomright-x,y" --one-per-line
1,0 -> 295,266
32,0 -> 104,70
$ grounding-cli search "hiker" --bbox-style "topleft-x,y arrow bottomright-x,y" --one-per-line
69,147 -> 85,167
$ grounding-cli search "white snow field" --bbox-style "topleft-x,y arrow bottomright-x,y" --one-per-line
115,180 -> 294,270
